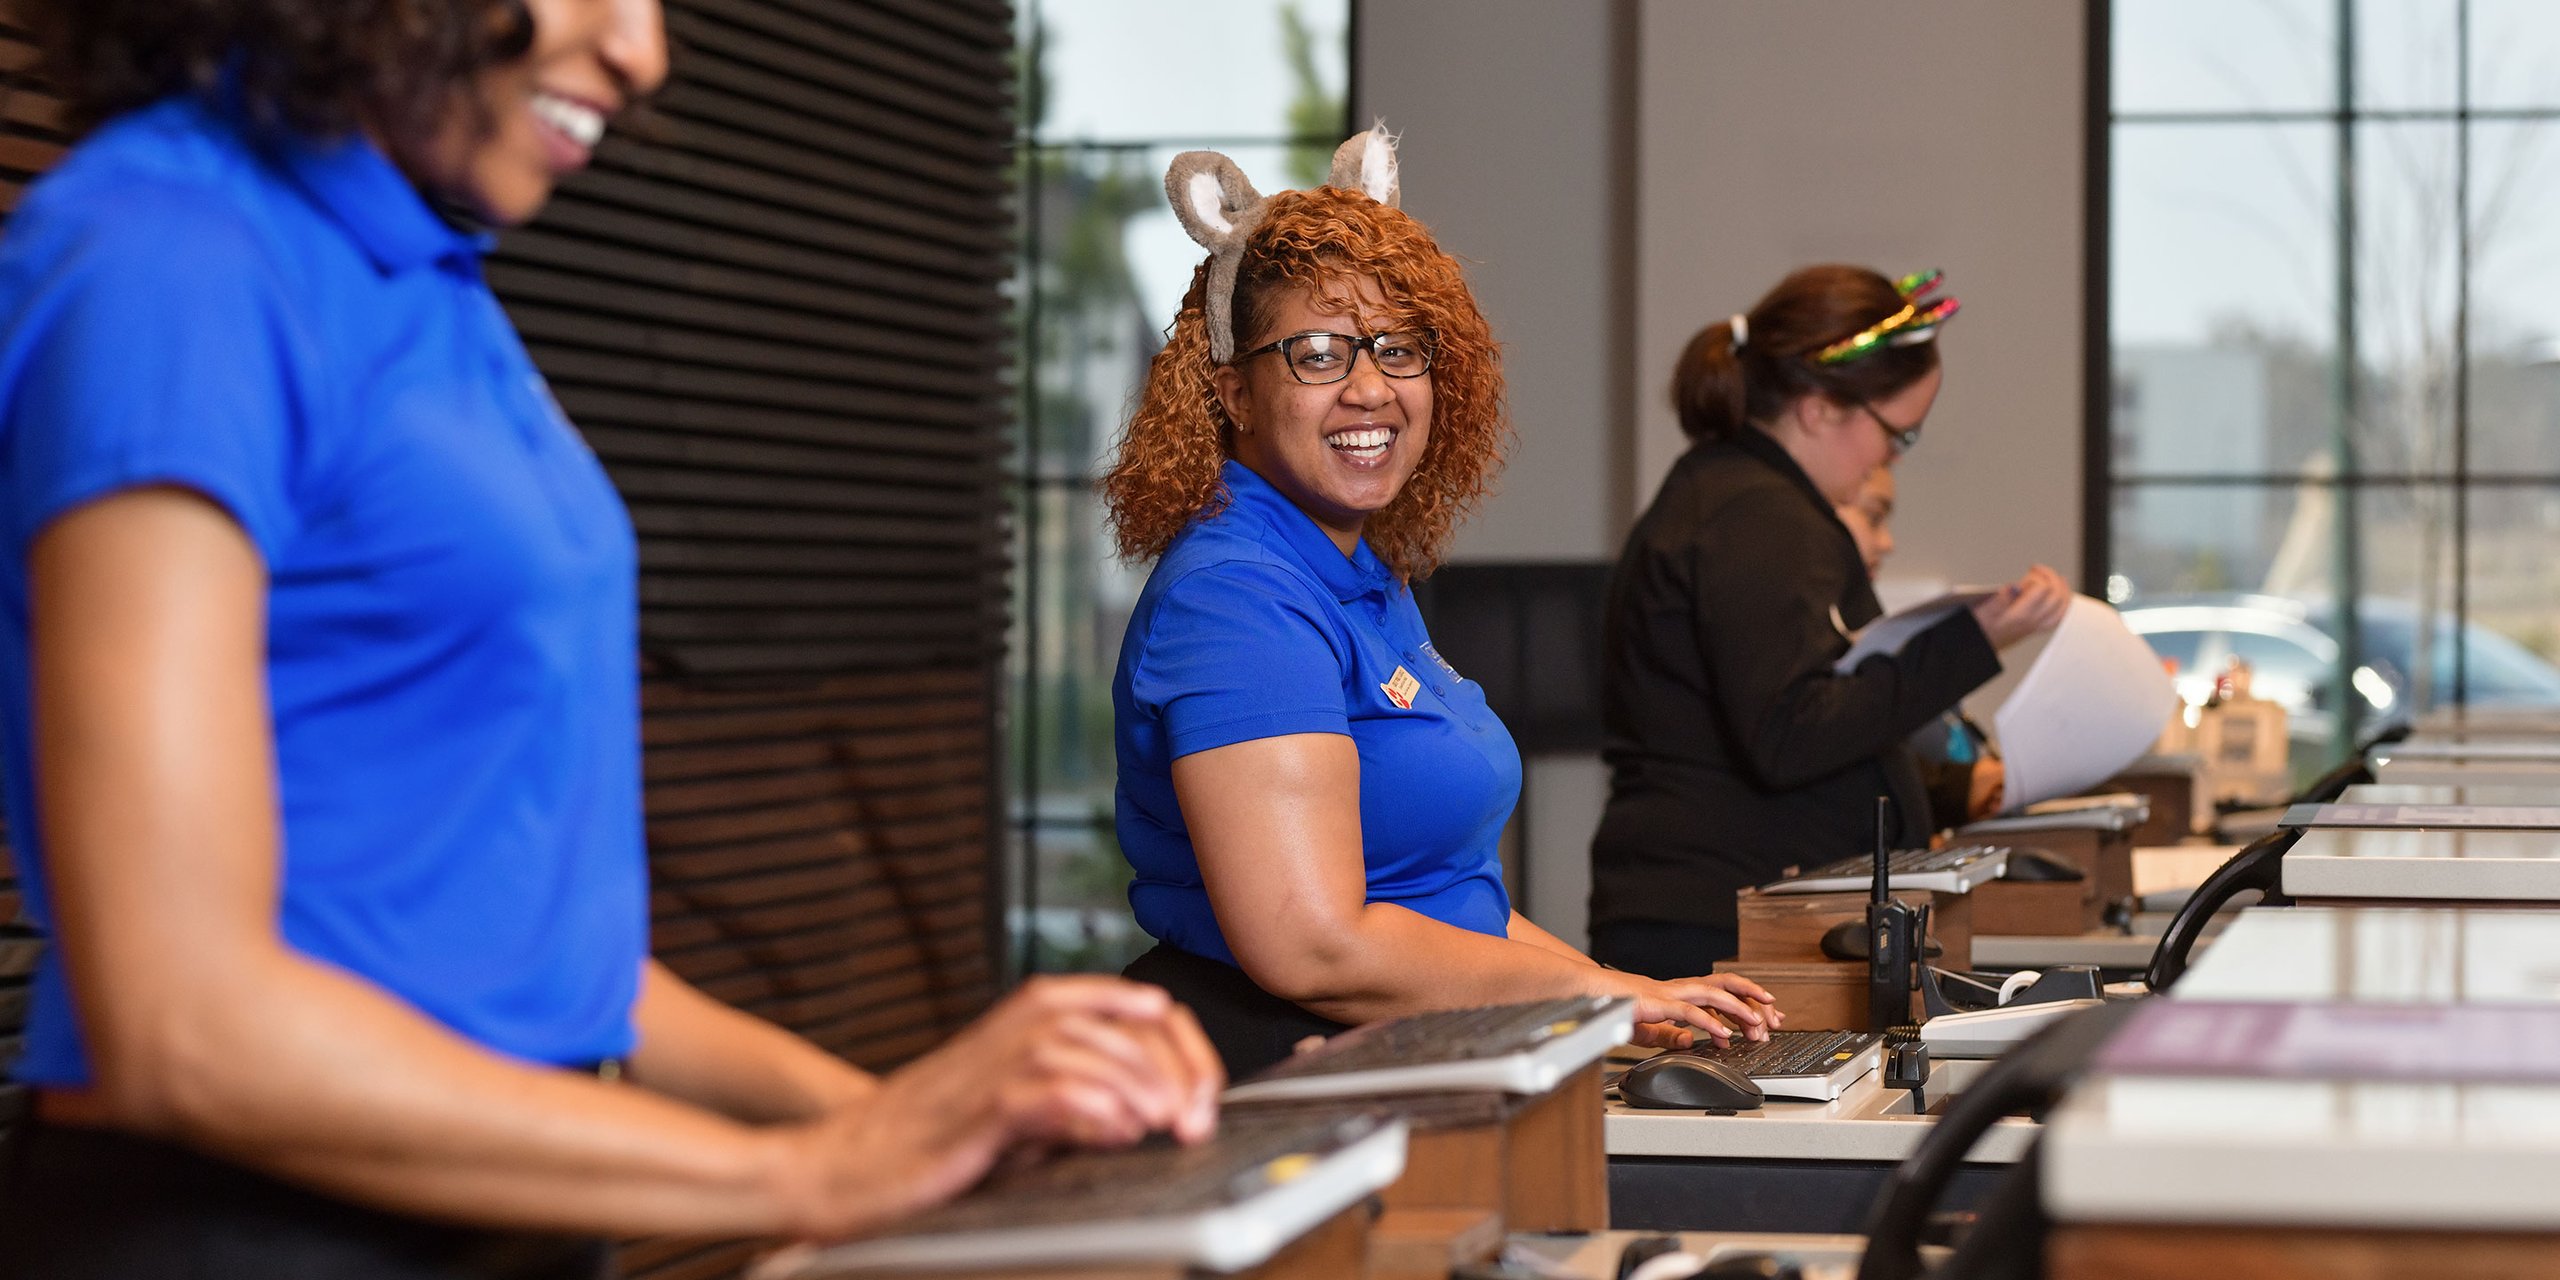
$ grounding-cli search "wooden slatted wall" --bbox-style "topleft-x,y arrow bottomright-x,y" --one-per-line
0,9 -> 1017,1266
0,9 -> 70,1149
513,5 -> 1015,1273
498,0 -> 1013,1061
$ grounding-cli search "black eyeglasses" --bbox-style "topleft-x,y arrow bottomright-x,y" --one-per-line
1236,328 -> 1437,385
1856,399 -> 1924,456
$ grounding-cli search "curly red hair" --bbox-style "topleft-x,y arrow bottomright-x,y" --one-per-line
1101,186 -> 1507,582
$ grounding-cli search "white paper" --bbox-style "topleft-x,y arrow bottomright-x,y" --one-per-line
1991,595 -> 2178,810
1833,589 -> 1995,673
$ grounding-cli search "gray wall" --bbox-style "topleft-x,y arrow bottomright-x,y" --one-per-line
1359,0 -> 2088,948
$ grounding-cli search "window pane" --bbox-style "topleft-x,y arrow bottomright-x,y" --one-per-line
2115,0 -> 2336,114
2112,343 -> 2336,480
2355,0 -> 2459,111
1023,145 -> 1161,483
2113,482 -> 2451,744
2225,627 -> 2340,717
2464,121 -> 2560,475
2460,487 -> 2560,705
2112,123 -> 2336,477
2115,484 -> 2319,598
1011,483 -> 1141,826
2113,125 -> 2336,349
2471,0 -> 2560,109
1029,0 -> 1350,144
2344,483 -> 2467,716
2352,121 -> 2460,474
1016,823 -> 1149,973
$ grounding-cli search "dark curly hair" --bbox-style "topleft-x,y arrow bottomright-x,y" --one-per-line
29,0 -> 534,140
1102,186 -> 1508,584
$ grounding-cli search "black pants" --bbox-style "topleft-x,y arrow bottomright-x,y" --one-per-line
1588,918 -> 1740,980
0,1115 -> 617,1280
1123,944 -> 1346,1082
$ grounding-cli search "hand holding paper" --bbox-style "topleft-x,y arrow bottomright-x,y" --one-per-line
1969,565 -> 2072,649
1991,595 -> 2178,810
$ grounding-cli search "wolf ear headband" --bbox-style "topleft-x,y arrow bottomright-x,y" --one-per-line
1806,270 -> 1962,366
1165,124 -> 1402,364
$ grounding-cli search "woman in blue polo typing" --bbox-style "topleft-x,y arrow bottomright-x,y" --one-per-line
1104,130 -> 1782,1079
0,2 -> 1217,1273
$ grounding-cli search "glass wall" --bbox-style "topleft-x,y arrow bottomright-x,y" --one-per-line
1010,1 -> 1352,974
2108,0 -> 2560,765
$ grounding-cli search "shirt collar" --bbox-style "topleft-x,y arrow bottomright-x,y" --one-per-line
1728,426 -> 1843,523
213,94 -> 491,276
1218,460 -> 1399,603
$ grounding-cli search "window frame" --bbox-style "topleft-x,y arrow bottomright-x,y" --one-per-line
2088,0 -> 2560,758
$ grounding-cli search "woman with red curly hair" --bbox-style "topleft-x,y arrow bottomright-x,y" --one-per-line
1104,130 -> 1782,1078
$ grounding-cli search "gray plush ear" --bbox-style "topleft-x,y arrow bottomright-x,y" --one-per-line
1165,151 -> 1265,249
1163,150 -> 1272,363
1327,123 -> 1400,208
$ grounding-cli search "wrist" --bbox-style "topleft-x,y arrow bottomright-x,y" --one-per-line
1593,969 -> 1653,1002
751,1123 -> 833,1241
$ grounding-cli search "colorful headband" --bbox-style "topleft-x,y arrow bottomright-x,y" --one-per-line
1811,269 -> 1961,366
1164,125 -> 1402,364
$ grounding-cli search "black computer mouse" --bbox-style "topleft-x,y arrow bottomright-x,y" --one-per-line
1617,1052 -> 1765,1111
1615,1235 -> 1683,1280
1697,1253 -> 1803,1280
2000,848 -> 2085,883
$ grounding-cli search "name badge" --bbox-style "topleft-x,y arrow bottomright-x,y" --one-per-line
1381,666 -> 1422,710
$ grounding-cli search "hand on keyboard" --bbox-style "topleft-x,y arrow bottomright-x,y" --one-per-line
772,975 -> 1225,1242
1612,972 -> 1786,1049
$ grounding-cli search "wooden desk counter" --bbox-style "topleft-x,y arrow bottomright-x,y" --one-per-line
2050,1224 -> 2560,1280
1226,1063 -> 1607,1233
1224,1063 -> 1610,1277
804,1205 -> 1374,1280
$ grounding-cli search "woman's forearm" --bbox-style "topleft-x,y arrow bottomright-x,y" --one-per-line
1506,911 -> 1595,963
1174,734 -> 1763,1036
53,938 -> 821,1239
630,960 -> 878,1124
1248,901 -> 1633,1026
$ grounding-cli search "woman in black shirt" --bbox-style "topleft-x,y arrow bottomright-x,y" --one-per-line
1587,266 -> 2068,978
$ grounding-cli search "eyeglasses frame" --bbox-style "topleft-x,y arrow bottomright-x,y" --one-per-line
1854,397 -> 1924,456
1233,327 -> 1439,386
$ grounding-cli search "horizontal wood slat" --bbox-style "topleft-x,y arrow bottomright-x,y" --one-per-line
496,216 -> 1005,339
486,258 -> 994,372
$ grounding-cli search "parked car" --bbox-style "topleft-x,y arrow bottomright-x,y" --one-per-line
2119,593 -> 2560,747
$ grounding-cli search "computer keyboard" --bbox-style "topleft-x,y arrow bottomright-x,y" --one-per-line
1692,1028 -> 1882,1079
1254,996 -> 1606,1077
1760,843 -> 2012,895
1610,1030 -> 1886,1103
897,1110 -> 1388,1235
759,1109 -> 1408,1277
1225,995 -> 1635,1101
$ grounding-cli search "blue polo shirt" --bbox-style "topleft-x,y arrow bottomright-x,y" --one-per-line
0,95 -> 646,1086
1114,460 -> 1520,967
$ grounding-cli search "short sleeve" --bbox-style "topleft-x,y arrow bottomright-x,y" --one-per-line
1132,558 -> 1352,758
0,184 -> 311,562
